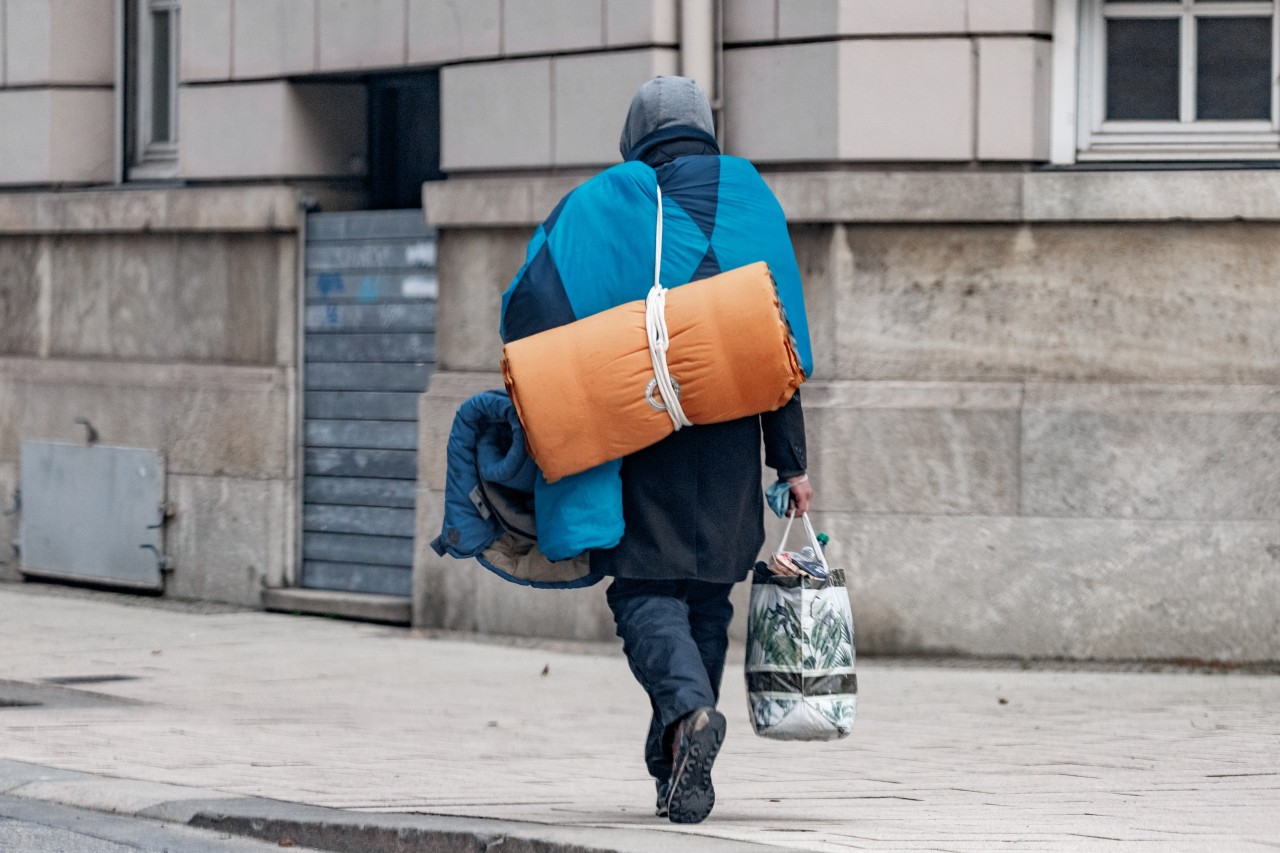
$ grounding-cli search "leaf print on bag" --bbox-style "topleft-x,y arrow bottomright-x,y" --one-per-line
817,697 -> 855,731
751,697 -> 797,731
803,592 -> 853,670
748,594 -> 801,668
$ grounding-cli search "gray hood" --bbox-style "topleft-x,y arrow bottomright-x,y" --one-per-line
618,76 -> 715,160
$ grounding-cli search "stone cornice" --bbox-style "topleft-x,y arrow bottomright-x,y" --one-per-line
422,169 -> 1280,227
0,186 -> 303,234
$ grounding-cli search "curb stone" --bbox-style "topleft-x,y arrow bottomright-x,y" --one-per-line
0,760 -> 786,853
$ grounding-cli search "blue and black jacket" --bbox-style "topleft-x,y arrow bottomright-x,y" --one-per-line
500,127 -> 812,585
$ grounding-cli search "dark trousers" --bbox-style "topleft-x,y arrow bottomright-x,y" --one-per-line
605,577 -> 736,782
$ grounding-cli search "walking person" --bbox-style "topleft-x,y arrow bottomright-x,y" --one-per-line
500,76 -> 814,824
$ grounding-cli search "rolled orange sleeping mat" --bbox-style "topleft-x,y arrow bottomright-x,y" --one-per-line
501,262 -> 805,483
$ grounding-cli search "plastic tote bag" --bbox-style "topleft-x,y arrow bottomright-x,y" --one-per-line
745,512 -> 857,741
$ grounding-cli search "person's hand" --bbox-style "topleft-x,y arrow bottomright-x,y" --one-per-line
786,474 -> 813,517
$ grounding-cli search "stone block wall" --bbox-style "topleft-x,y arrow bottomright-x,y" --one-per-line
0,0 -> 115,185
0,188 -> 302,604
1,0 -> 1056,186
417,170 -> 1280,661
170,0 -> 1055,177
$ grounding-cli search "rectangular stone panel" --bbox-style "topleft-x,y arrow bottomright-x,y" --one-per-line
503,0 -> 604,54
5,0 -> 114,85
441,59 -> 552,170
407,0 -> 500,64
724,43 -> 839,162
831,223 -> 1280,383
234,0 -> 318,77
421,175 -> 588,228
0,238 -> 42,356
840,38 -> 974,160
977,37 -> 1050,161
433,230 -> 528,372
1023,383 -> 1280,520
779,0 -> 967,38
180,81 -> 366,180
0,186 -> 302,235
0,358 -> 292,479
44,233 -> 286,364
0,89 -> 114,186
1024,170 -> 1280,222
968,0 -> 1053,34
605,0 -> 678,46
804,381 -> 1020,515
724,0 -> 776,43
166,474 -> 291,605
553,49 -> 678,167
316,0 -> 406,70
772,172 -> 1025,223
805,511 -> 1280,661
180,0 -> 232,81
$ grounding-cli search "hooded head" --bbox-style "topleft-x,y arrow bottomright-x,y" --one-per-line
619,76 -> 717,162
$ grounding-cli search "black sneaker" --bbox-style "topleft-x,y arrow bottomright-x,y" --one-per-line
665,707 -> 726,824
654,778 -> 670,817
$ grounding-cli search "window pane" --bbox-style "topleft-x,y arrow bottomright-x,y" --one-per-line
1106,18 -> 1181,120
1197,17 -> 1272,120
151,10 -> 172,142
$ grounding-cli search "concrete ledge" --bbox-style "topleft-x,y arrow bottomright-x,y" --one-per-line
262,588 -> 411,625
423,170 -> 1280,226
802,379 -> 1023,410
423,173 -> 593,227
1024,382 -> 1280,413
0,186 -> 302,234
0,357 -> 285,390
1023,170 -> 1280,222
0,759 -> 780,853
767,171 -> 1024,223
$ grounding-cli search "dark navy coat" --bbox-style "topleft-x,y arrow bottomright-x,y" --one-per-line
500,131 -> 809,584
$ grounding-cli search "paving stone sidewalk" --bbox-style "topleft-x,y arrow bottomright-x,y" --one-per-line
0,583 -> 1277,853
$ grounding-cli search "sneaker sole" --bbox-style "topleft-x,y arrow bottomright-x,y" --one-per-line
667,710 -> 726,824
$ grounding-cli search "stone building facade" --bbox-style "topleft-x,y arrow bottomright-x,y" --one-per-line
1,0 -> 1276,661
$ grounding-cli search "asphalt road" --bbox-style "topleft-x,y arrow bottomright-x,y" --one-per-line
0,794 -> 324,852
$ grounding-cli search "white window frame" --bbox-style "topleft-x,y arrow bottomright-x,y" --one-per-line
1065,0 -> 1280,161
132,0 -> 179,179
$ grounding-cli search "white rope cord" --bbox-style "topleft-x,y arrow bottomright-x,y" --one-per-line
645,185 -> 692,430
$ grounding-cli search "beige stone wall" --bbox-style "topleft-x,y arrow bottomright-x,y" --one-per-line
0,0 -> 115,186
0,0 -> 1056,184
179,82 -> 366,180
416,170 -> 1280,661
0,188 -> 302,603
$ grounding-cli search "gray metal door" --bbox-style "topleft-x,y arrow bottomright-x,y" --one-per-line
301,210 -> 436,596
19,441 -> 167,590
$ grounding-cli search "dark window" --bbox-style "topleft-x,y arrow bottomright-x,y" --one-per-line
368,73 -> 444,210
1106,17 -> 1181,120
150,9 -> 173,143
1197,17 -> 1272,120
